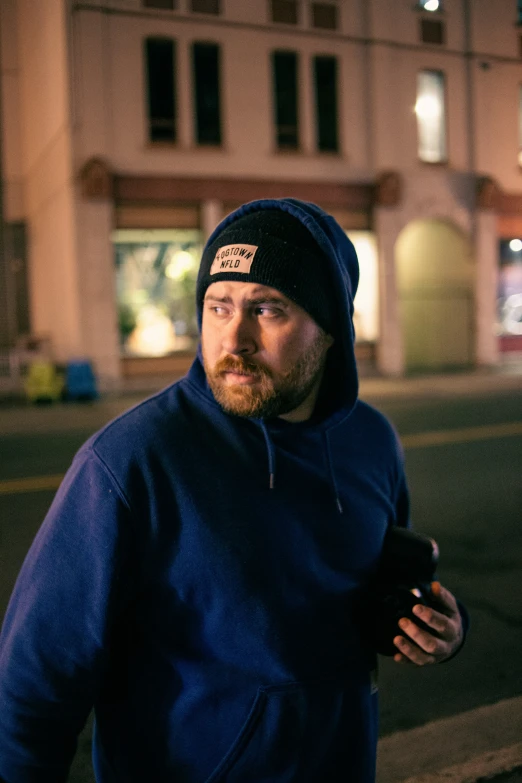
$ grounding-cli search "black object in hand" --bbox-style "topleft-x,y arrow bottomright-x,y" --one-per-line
365,526 -> 440,656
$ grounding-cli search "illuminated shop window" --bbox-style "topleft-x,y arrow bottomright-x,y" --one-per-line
415,70 -> 447,163
497,240 -> 522,337
346,232 -> 379,343
113,230 -> 202,357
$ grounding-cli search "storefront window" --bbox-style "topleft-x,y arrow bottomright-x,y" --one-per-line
113,229 -> 202,356
346,231 -> 379,342
498,239 -> 522,336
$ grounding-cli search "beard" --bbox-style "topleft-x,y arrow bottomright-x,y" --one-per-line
203,331 -> 331,419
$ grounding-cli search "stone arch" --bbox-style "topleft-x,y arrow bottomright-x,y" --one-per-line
395,218 -> 474,370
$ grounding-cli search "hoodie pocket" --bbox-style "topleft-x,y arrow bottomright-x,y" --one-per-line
204,679 -> 377,783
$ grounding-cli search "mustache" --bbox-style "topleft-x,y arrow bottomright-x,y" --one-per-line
213,355 -> 272,379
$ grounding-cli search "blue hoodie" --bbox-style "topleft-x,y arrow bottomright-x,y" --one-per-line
0,199 -> 411,783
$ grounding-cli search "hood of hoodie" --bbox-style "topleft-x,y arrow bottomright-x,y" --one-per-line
195,197 -> 360,428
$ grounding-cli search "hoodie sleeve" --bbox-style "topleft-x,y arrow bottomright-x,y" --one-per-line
0,448 -> 136,783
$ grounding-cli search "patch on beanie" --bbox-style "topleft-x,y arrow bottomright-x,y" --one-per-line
210,244 -> 259,275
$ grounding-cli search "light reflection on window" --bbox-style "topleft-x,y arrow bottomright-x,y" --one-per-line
415,70 -> 447,163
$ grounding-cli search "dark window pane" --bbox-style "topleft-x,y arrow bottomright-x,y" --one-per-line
519,0 -> 522,24
273,51 -> 299,149
311,3 -> 337,30
145,38 -> 176,142
190,0 -> 220,13
193,43 -> 222,145
144,0 -> 175,9
314,56 -> 338,152
271,0 -> 298,25
420,18 -> 445,44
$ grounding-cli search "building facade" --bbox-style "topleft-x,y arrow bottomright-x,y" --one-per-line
2,0 -> 522,387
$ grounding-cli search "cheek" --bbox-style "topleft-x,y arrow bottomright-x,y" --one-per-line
265,327 -> 316,369
201,319 -> 219,363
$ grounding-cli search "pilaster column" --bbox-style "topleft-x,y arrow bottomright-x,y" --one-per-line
374,172 -> 404,376
475,210 -> 499,366
201,199 -> 223,241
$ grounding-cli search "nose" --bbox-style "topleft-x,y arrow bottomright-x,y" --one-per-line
221,312 -> 257,356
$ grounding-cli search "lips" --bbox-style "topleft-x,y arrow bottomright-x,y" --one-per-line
223,370 -> 259,385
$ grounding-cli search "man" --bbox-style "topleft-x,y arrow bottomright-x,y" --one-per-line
0,199 -> 466,783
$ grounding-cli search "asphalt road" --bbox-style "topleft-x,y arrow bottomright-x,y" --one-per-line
1,388 -> 521,781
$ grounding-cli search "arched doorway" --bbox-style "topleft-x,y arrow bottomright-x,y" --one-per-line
395,219 -> 474,371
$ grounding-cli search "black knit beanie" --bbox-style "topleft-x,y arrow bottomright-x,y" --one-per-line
196,209 -> 337,335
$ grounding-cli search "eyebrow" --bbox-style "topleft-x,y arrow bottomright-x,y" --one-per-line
204,294 -> 290,308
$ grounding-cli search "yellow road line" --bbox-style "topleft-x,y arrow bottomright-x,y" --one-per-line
401,421 -> 522,449
0,422 -> 521,496
0,474 -> 64,496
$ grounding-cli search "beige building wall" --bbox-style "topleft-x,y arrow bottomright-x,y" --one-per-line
72,5 -> 372,182
3,0 -> 521,380
0,0 -> 24,222
14,0 -> 83,362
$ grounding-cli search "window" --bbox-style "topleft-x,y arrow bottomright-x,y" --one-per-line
518,85 -> 522,166
417,0 -> 443,11
193,43 -> 222,145
271,0 -> 299,25
190,0 -> 220,13
415,70 -> 447,163
420,18 -> 445,44
114,230 -> 203,356
314,56 -> 339,152
518,0 -> 522,23
273,52 -> 299,149
311,2 -> 338,30
497,240 -> 522,338
145,39 -> 176,143
144,0 -> 176,8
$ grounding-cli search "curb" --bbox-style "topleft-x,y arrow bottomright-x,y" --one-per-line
377,696 -> 522,783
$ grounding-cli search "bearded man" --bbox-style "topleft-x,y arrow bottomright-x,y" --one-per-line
0,200 -> 467,783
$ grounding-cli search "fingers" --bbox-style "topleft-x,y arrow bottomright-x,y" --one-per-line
392,585 -> 464,665
431,582 -> 459,616
393,619 -> 439,665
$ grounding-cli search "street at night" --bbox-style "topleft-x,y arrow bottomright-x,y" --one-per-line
1,379 -> 521,781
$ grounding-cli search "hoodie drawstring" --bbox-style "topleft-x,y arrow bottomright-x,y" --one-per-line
324,431 -> 344,514
258,422 -> 343,513
259,421 -> 276,489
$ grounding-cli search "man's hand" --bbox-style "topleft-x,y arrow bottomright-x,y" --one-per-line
392,582 -> 464,666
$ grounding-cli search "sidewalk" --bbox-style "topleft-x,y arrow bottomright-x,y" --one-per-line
0,365 -> 521,436
376,695 -> 522,783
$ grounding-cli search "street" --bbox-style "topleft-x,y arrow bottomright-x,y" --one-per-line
1,385 -> 521,781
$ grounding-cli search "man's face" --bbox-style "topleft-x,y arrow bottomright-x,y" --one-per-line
201,281 -> 333,420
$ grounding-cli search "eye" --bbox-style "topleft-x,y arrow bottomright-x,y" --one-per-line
206,303 -> 230,317
254,306 -> 282,319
